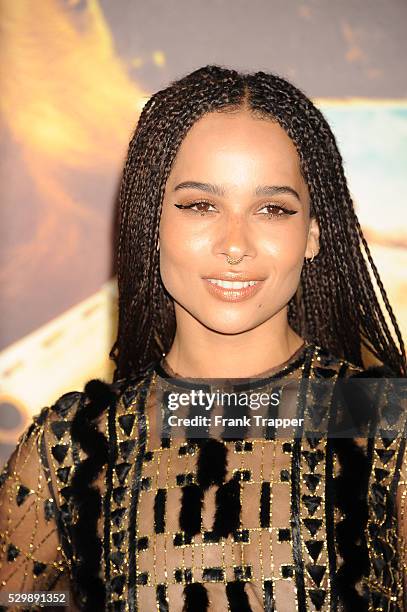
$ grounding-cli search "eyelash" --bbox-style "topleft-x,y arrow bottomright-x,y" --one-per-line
174,200 -> 297,218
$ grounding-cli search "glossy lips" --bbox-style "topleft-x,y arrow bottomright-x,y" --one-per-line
203,277 -> 263,302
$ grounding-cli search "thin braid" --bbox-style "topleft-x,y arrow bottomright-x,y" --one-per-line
109,64 -> 406,379
355,213 -> 405,362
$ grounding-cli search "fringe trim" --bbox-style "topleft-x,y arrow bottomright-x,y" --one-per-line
70,379 -> 117,611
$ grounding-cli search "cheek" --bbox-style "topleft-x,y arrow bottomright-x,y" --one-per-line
158,218 -> 211,290
160,211 -> 211,260
160,232 -> 211,267
261,222 -> 308,268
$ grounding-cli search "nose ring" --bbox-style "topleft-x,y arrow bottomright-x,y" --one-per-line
226,254 -> 244,265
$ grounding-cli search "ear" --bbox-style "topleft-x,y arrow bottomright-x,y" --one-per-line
305,217 -> 320,260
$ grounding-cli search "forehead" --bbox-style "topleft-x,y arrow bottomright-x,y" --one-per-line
167,109 -> 302,184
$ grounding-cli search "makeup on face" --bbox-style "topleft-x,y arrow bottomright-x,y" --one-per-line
200,271 -> 265,302
158,109 -> 317,335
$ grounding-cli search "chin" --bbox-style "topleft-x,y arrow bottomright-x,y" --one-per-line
195,311 -> 268,336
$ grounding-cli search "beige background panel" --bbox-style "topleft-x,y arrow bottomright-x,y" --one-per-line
0,281 -> 117,463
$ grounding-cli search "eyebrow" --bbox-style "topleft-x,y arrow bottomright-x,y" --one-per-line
173,181 -> 300,201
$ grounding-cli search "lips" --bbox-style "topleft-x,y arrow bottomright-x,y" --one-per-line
203,277 -> 264,302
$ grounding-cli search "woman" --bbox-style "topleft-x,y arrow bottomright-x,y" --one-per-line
0,65 -> 406,612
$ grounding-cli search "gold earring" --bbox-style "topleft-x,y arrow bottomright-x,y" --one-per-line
156,238 -> 160,252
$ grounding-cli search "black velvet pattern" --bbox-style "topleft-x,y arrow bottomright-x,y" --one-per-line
156,584 -> 169,611
332,364 -> 396,611
260,482 -> 271,528
179,484 -> 204,536
70,379 -> 117,611
212,478 -> 241,538
225,581 -> 252,611
182,583 -> 209,611
332,442 -> 370,605
196,439 -> 227,489
179,438 -> 230,544
263,579 -> 275,611
154,489 -> 167,534
202,567 -> 224,581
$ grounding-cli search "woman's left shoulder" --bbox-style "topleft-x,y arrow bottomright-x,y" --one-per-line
310,343 -> 399,379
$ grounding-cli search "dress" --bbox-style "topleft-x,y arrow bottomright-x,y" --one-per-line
0,341 -> 406,612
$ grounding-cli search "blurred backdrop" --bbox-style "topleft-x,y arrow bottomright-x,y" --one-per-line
1,0 -> 406,463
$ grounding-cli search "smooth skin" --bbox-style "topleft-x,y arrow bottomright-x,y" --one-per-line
158,109 -> 320,378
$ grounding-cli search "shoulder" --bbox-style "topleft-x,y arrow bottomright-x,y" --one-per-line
32,375 -> 144,430
314,346 -> 404,436
42,372 -> 155,449
311,344 -> 398,379
19,372 -> 153,452
6,378 -> 128,467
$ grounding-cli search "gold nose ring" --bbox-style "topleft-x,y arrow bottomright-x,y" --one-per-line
226,254 -> 244,265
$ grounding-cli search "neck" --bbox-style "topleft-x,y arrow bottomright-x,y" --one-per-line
164,307 -> 305,378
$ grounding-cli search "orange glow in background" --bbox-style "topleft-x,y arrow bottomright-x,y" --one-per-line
0,0 -> 405,462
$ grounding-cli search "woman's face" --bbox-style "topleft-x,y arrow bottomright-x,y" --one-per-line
158,109 -> 319,335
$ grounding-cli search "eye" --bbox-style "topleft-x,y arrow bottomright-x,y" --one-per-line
257,203 -> 297,218
174,200 -> 217,215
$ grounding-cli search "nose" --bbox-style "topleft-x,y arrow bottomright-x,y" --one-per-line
214,214 -> 256,262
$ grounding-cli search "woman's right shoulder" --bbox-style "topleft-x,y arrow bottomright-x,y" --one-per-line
5,377 -> 122,454
38,372 -> 153,435
23,381 -> 110,437
3,371 -> 154,469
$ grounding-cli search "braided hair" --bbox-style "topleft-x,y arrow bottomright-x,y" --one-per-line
110,64 -> 406,380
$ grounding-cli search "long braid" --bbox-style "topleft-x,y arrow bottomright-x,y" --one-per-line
110,64 -> 406,379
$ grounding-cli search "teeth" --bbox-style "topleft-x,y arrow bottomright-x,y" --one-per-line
207,279 -> 258,289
